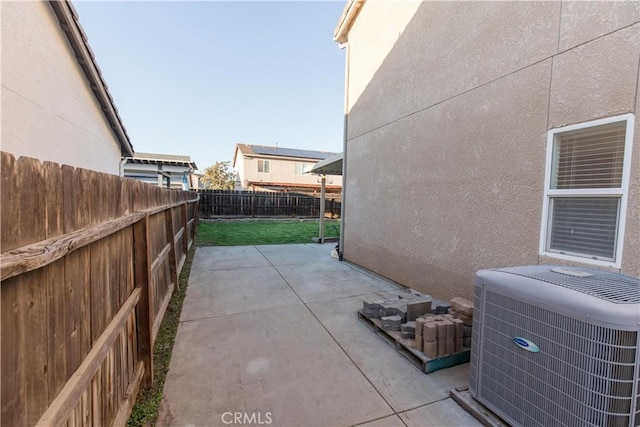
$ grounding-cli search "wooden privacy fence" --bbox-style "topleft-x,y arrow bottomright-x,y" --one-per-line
197,190 -> 341,218
0,152 -> 199,426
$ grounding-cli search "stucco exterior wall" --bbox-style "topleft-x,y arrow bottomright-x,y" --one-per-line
233,149 -> 246,190
236,156 -> 343,189
342,0 -> 640,301
1,1 -> 123,175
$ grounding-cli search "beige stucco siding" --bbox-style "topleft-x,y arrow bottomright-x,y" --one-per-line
346,1 -> 561,138
1,1 -> 123,175
558,1 -> 640,52
549,23 -> 640,128
343,1 -> 640,301
237,156 -> 343,188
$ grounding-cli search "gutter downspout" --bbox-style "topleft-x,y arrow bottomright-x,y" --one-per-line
119,157 -> 132,177
338,42 -> 350,261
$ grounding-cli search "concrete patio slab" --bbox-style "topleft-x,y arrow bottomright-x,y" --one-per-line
399,398 -> 481,426
355,414 -> 406,427
159,304 -> 393,427
307,293 -> 470,413
191,246 -> 272,271
257,243 -> 337,266
181,266 -> 301,321
159,244 -> 477,427
277,262 -> 398,303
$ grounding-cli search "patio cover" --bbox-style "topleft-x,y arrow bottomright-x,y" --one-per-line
308,152 -> 343,176
307,152 -> 343,244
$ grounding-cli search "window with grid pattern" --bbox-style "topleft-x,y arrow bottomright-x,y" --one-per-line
541,115 -> 633,266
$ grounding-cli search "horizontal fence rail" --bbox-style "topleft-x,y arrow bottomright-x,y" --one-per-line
1,152 -> 199,427
197,190 -> 341,218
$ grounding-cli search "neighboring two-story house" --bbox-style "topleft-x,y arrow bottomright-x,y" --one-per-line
335,0 -> 639,301
2,0 -> 133,174
232,144 -> 343,194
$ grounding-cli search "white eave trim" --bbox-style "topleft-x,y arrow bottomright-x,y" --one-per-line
333,0 -> 364,44
49,0 -> 134,157
243,154 -> 333,163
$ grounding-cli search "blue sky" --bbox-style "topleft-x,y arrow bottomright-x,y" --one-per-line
73,1 -> 346,171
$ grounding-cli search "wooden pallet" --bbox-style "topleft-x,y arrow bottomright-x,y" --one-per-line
449,386 -> 509,427
357,310 -> 470,374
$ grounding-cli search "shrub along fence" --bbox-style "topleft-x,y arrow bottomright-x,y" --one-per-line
0,152 -> 198,426
197,190 -> 341,218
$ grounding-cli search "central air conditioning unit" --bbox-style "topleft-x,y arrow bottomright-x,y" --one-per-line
469,265 -> 640,427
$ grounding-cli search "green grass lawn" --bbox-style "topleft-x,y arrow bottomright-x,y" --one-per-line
196,219 -> 340,246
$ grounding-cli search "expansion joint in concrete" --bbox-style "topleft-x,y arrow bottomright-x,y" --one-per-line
254,245 -> 406,424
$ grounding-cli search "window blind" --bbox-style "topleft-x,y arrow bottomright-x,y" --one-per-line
548,196 -> 619,260
552,121 -> 626,189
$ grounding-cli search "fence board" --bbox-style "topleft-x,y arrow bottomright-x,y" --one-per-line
152,283 -> 174,343
20,157 -> 47,249
23,268 -> 49,425
111,362 -> 143,427
80,388 -> 91,426
63,247 -> 91,379
1,153 -> 18,251
1,152 -> 198,426
1,275 -> 24,426
133,217 -> 153,390
89,240 -> 107,345
62,165 -> 78,234
196,190 -> 341,219
35,288 -> 141,427
181,204 -> 188,260
47,259 -> 67,406
44,161 -> 64,240
165,209 -> 179,290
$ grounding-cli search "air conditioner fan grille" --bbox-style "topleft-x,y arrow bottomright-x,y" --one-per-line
498,268 -> 640,303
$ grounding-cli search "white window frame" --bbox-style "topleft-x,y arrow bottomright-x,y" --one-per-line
294,162 -> 312,175
257,159 -> 270,173
539,113 -> 634,268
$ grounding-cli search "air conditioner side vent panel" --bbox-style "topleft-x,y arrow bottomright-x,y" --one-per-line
470,266 -> 640,427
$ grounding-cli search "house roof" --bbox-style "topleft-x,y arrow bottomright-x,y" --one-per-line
49,0 -> 134,157
234,144 -> 337,166
334,0 -> 365,44
126,152 -> 198,170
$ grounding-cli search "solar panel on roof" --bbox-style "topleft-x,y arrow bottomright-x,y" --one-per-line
250,145 -> 334,160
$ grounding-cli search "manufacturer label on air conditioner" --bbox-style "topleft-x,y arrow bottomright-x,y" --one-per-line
513,337 -> 540,353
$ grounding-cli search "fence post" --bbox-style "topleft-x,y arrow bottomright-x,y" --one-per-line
182,203 -> 188,255
133,216 -> 153,388
192,199 -> 199,242
251,192 -> 256,217
164,208 -> 179,290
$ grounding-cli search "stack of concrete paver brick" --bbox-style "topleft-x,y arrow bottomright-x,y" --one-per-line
449,297 -> 474,348
415,314 -> 464,359
361,292 -> 474,361
361,290 -> 433,331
